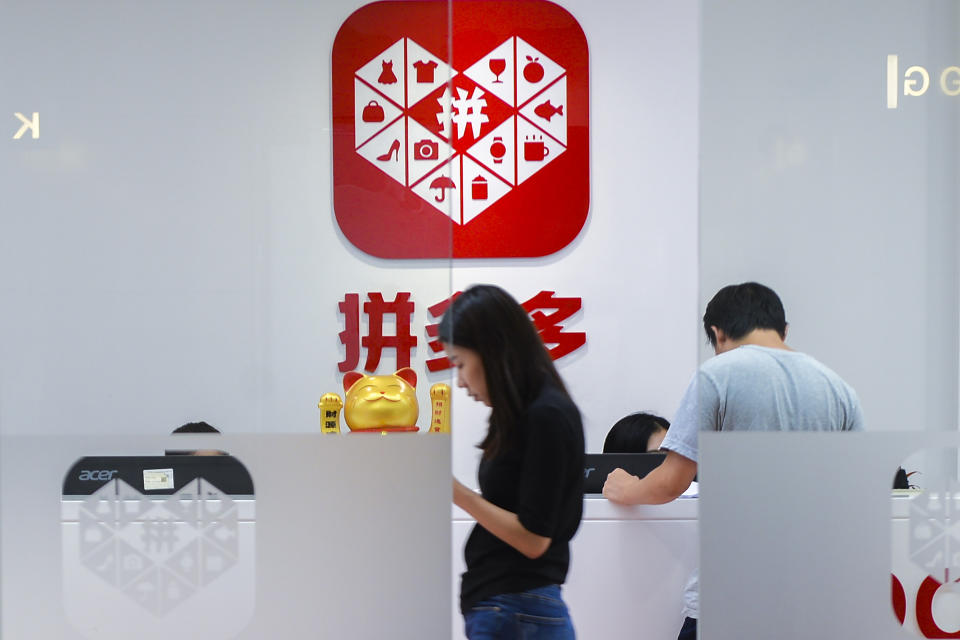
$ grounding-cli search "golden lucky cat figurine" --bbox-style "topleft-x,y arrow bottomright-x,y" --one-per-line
319,368 -> 451,434
343,367 -> 420,433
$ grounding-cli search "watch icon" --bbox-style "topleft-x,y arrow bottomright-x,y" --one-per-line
490,136 -> 506,164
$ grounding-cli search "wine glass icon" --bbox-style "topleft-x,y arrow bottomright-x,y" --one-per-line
489,58 -> 506,84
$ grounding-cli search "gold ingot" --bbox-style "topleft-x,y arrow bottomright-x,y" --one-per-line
318,393 -> 343,434
429,383 -> 451,433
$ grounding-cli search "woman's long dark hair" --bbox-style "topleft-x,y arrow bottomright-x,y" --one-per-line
438,284 -> 570,459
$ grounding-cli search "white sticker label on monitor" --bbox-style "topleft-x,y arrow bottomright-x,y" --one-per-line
143,468 -> 174,490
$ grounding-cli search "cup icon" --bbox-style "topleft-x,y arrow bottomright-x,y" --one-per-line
524,140 -> 549,162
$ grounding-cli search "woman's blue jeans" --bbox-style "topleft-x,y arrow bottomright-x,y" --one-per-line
463,584 -> 575,639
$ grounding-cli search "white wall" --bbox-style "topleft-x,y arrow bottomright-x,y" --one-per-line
0,0 -> 701,491
4,0 -> 956,520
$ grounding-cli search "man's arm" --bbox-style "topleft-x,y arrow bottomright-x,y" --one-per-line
602,451 -> 697,505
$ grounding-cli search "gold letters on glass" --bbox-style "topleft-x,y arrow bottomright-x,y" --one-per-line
887,55 -> 960,107
12,112 -> 39,139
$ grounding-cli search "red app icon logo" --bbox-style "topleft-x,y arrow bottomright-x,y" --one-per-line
332,0 -> 589,259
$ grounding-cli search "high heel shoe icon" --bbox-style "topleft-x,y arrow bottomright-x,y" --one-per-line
377,139 -> 400,162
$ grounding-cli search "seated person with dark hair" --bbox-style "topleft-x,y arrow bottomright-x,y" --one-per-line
167,421 -> 227,456
172,421 -> 220,435
603,412 -> 670,453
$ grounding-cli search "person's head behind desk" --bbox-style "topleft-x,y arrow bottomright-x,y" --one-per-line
437,284 -> 570,460
169,421 -> 226,456
603,412 -> 670,453
702,282 -> 787,352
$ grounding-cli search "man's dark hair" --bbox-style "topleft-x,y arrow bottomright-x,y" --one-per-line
172,421 -> 220,434
703,282 -> 787,347
438,284 -> 569,459
603,412 -> 670,453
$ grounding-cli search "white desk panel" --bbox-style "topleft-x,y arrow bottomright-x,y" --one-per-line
452,497 -> 699,639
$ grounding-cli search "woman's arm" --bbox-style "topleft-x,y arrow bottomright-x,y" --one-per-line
453,478 -> 551,559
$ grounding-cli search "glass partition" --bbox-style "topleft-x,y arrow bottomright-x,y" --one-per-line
699,0 -> 960,636
1,0 -> 455,637
700,431 -> 960,639
4,434 -> 450,638
699,0 -> 960,440
4,0 -> 699,637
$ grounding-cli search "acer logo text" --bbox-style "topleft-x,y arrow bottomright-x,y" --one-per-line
78,470 -> 118,482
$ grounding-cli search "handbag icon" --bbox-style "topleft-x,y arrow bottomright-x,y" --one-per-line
362,100 -> 385,123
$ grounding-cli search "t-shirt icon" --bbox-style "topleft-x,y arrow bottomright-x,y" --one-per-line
413,59 -> 438,83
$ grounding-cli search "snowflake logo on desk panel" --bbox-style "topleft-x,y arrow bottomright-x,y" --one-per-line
332,1 -> 589,259
908,477 -> 960,583
77,479 -> 239,616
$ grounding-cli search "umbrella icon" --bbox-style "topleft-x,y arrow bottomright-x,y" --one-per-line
429,176 -> 456,203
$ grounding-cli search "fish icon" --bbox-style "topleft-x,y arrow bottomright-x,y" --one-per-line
533,100 -> 564,122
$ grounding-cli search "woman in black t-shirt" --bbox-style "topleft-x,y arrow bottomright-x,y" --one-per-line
439,284 -> 585,640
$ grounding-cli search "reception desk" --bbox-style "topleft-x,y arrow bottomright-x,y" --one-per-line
452,495 -> 700,640
453,493 -> 950,639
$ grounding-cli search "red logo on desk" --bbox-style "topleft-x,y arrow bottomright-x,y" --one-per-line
332,0 -> 589,259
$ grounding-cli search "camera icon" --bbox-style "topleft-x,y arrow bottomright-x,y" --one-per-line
413,139 -> 439,161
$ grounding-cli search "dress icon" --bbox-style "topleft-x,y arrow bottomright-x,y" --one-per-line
378,60 -> 397,85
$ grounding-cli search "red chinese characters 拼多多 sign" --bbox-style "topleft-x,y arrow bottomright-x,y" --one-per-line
337,290 -> 586,373
332,0 -> 589,259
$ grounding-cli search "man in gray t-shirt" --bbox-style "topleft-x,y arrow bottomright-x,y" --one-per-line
603,282 -> 863,640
